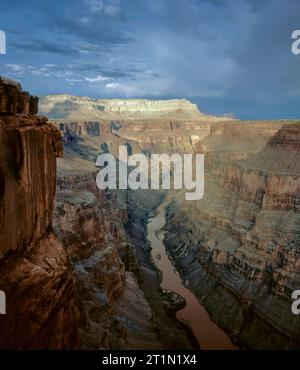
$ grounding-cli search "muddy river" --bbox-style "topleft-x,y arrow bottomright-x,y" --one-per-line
147,202 -> 238,350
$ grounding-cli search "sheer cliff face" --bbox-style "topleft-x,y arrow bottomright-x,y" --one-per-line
54,119 -> 211,158
164,121 -> 300,349
0,77 -> 78,349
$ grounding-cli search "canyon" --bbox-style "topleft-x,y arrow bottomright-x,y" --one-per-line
0,77 -> 299,349
164,121 -> 300,349
41,95 -> 300,349
43,93 -> 205,349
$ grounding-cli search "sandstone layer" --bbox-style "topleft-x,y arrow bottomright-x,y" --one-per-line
0,77 -> 79,349
0,76 -> 38,115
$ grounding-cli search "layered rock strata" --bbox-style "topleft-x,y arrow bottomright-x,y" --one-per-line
164,121 -> 300,349
0,77 -> 79,349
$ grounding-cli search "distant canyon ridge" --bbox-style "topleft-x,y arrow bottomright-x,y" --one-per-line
39,94 -> 230,121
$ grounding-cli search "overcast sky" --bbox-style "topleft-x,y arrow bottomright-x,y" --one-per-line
1,0 -> 300,119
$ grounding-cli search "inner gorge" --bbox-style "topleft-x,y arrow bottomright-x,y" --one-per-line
148,197 -> 238,349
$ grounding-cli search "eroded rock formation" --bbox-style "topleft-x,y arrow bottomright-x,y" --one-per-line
0,77 -> 38,115
0,77 -> 79,349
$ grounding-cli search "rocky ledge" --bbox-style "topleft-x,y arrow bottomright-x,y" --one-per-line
0,76 -> 38,115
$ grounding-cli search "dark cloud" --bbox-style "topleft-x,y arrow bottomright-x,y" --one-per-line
11,40 -> 80,56
0,0 -> 16,10
53,13 -> 131,47
69,62 -> 144,78
48,0 -> 130,49
245,0 -> 272,12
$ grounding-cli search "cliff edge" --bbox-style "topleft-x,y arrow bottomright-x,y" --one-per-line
0,77 -> 79,349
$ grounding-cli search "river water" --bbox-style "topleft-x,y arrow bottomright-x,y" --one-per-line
147,201 -> 238,350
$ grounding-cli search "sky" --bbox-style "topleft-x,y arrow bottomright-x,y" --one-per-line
1,0 -> 300,119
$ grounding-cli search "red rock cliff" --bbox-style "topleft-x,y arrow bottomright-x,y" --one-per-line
0,77 -> 79,349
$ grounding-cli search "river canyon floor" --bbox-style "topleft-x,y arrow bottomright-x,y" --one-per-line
147,195 -> 239,350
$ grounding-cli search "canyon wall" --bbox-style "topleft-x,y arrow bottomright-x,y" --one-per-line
164,120 -> 300,349
0,77 -> 79,349
47,119 -> 211,161
39,94 -> 233,155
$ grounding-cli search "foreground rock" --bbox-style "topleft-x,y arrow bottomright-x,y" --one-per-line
0,77 -> 79,349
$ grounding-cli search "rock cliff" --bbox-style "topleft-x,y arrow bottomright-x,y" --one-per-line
0,77 -> 79,349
